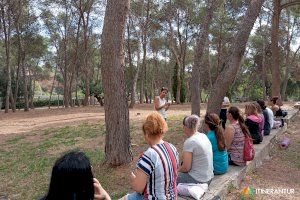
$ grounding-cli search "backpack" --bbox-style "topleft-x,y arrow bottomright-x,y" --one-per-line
243,135 -> 255,161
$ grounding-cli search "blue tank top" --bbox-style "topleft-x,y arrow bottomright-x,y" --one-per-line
207,130 -> 228,174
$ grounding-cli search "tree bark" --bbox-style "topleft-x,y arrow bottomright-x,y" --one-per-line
191,0 -> 221,116
270,0 -> 281,97
139,0 -> 150,104
207,0 -> 265,114
101,0 -> 132,165
29,69 -> 35,109
282,44 -> 300,100
128,19 -> 140,109
81,2 -> 92,106
1,2 -> 14,113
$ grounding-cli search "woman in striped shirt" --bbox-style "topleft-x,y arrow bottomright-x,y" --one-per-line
122,112 -> 179,200
224,106 -> 250,166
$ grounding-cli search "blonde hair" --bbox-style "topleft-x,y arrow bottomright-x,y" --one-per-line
245,103 -> 258,116
142,112 -> 168,139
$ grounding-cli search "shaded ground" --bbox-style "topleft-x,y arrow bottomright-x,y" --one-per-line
225,114 -> 300,200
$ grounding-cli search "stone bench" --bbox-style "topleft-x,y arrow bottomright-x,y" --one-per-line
294,102 -> 300,110
179,109 -> 298,200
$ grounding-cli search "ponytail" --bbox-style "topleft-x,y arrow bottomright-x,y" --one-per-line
205,113 -> 226,151
237,112 -> 251,137
215,123 -> 226,151
228,106 -> 251,137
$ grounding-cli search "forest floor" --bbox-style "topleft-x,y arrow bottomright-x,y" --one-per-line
0,102 -> 298,199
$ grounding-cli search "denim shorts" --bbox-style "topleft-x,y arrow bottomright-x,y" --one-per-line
127,192 -> 144,200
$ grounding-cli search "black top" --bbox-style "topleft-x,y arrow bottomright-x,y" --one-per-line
262,109 -> 271,135
245,118 -> 262,144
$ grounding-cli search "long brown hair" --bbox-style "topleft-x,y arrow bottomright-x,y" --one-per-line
228,106 -> 251,137
205,113 -> 226,151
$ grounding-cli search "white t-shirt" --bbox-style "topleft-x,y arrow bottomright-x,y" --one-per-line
266,107 -> 275,128
183,132 -> 214,182
223,96 -> 230,103
157,96 -> 167,119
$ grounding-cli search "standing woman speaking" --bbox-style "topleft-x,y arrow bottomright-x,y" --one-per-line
154,87 -> 171,121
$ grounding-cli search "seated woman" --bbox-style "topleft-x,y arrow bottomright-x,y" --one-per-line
224,107 -> 250,166
40,151 -> 110,200
204,113 -> 228,175
270,96 -> 287,127
254,102 -> 265,136
245,103 -> 263,144
257,100 -> 271,135
123,112 -> 179,200
177,115 -> 214,185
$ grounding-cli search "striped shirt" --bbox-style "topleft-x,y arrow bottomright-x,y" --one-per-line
229,123 -> 246,166
137,142 -> 179,199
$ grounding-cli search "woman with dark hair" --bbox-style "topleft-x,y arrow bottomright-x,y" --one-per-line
245,103 -> 263,144
154,87 -> 171,120
224,107 -> 250,166
40,151 -> 110,200
204,113 -> 228,175
177,115 -> 214,184
257,100 -> 271,135
270,96 -> 287,127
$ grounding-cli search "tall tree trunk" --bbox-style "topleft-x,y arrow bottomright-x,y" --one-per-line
1,3 -> 14,113
175,62 -> 182,104
270,0 -> 281,97
63,73 -> 70,108
101,0 -> 132,165
84,73 -> 90,106
14,0 -> 29,111
207,0 -> 265,114
29,70 -> 35,109
128,21 -> 139,108
139,0 -> 150,104
82,10 -> 91,106
282,45 -> 300,101
191,0 -> 221,116
206,46 -> 213,90
63,2 -> 70,108
21,54 -> 29,111
12,61 -> 20,111
49,67 -> 57,109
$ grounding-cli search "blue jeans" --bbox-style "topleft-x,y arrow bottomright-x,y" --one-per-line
127,192 -> 144,200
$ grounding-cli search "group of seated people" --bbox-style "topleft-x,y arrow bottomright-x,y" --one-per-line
40,99 -> 287,200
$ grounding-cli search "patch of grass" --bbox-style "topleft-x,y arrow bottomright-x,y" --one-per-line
6,135 -> 25,144
168,114 -> 186,121
85,149 -> 105,164
0,122 -> 107,200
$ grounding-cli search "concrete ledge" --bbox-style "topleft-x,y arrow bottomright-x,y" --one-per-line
179,109 -> 298,200
294,102 -> 300,110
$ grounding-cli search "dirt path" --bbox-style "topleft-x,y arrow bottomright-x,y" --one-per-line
0,102 -> 295,135
0,104 -> 194,135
